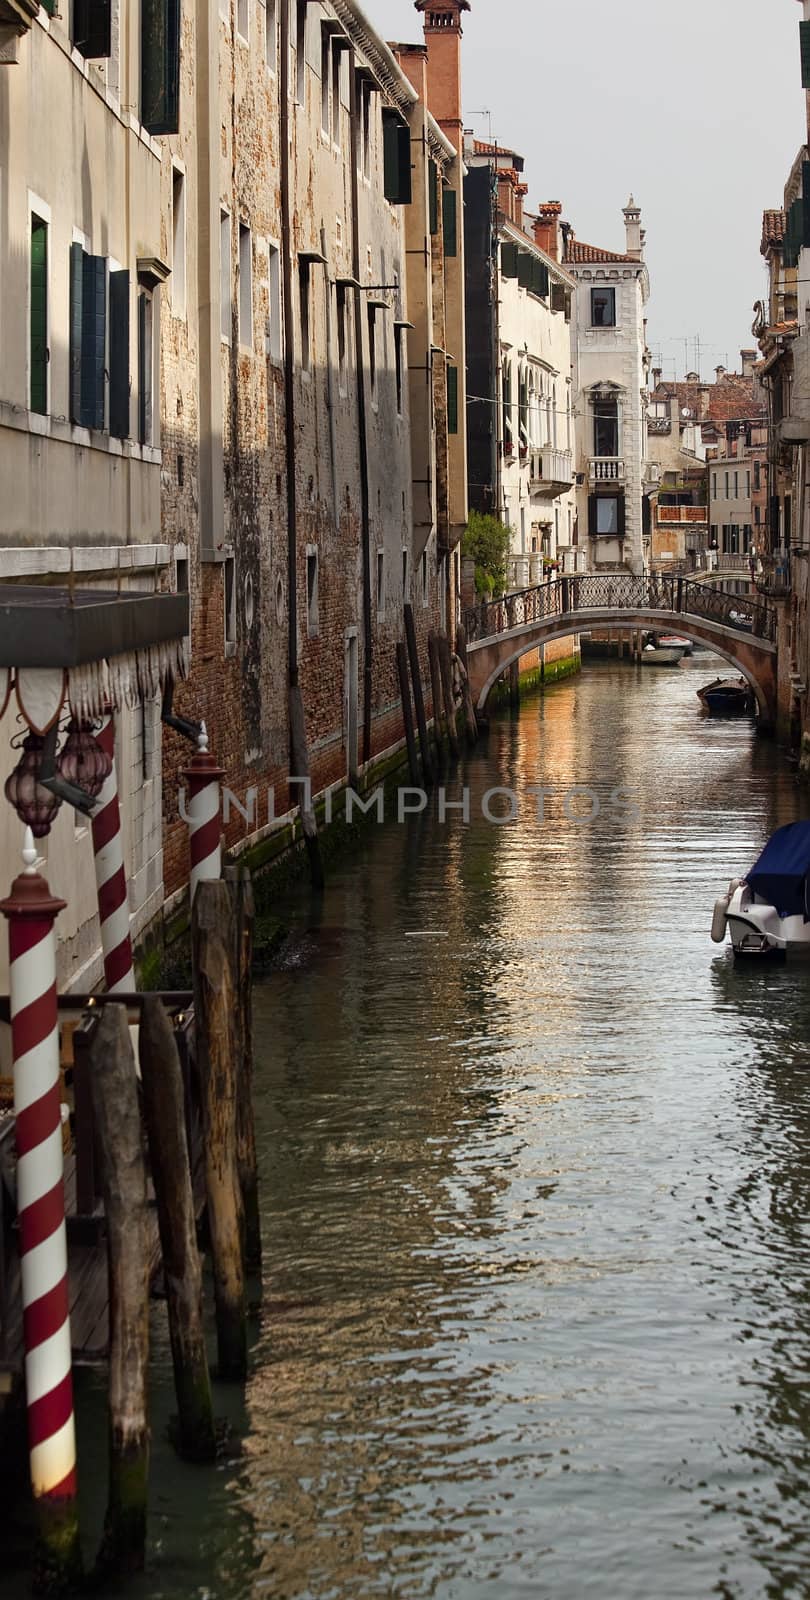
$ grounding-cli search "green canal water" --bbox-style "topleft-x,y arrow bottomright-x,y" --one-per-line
25,657 -> 810,1598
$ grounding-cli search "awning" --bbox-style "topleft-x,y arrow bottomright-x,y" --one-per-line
746,821 -> 810,918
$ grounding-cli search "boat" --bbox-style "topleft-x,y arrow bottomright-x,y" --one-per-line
696,676 -> 754,716
711,821 -> 810,956
658,634 -> 693,655
640,644 -> 686,666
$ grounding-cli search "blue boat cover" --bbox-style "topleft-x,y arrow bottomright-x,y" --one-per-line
747,821 -> 810,918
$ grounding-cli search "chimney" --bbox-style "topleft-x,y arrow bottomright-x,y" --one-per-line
415,0 -> 470,146
623,195 -> 643,260
651,366 -> 662,388
514,183 -> 527,232
740,348 -> 757,378
715,364 -> 727,382
533,202 -> 562,261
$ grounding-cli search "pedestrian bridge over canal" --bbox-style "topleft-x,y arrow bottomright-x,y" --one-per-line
463,574 -> 778,726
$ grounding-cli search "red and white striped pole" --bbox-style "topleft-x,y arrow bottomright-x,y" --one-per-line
91,715 -> 135,994
181,723 -> 224,899
0,828 -> 81,1583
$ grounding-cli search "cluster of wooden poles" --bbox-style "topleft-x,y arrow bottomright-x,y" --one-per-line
395,605 -> 480,786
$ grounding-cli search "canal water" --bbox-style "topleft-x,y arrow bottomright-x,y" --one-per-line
54,658 -> 810,1596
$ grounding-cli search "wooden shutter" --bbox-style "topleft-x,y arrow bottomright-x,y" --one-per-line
501,242 -> 518,278
447,365 -> 458,435
383,114 -> 412,206
29,217 -> 48,416
429,160 -> 438,233
551,282 -> 566,313
69,243 -> 84,424
531,258 -> 549,298
81,254 -> 106,430
588,494 -> 597,537
109,269 -> 130,439
517,251 -> 533,290
138,292 -> 154,446
801,19 -> 810,88
73,0 -> 112,58
141,0 -> 181,136
442,187 -> 457,257
617,493 -> 626,537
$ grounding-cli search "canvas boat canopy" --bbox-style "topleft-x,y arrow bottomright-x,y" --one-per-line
746,821 -> 810,919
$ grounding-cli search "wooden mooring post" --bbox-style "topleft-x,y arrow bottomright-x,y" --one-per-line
395,641 -> 421,784
139,995 -> 217,1463
455,623 -> 479,747
87,1003 -> 150,1579
437,633 -> 461,758
191,880 -> 247,1381
428,630 -> 447,767
225,865 -> 262,1277
403,604 -> 435,787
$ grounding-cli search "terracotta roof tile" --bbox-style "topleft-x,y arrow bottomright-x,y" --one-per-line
761,208 -> 786,255
566,238 -> 638,265
650,375 -> 766,424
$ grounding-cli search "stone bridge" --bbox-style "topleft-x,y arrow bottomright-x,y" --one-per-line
463,573 -> 778,727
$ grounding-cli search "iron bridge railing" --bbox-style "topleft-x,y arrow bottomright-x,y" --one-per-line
463,573 -> 777,647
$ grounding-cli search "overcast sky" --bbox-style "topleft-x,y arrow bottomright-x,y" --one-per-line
369,0 -> 804,381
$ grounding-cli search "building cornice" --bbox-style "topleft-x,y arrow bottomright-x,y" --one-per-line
499,218 -> 576,291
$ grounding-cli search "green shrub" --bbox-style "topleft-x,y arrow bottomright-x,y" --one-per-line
462,511 -> 513,596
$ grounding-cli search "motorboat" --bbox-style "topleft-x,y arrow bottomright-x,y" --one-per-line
658,634 -> 693,655
696,676 -> 754,716
641,643 -> 687,666
711,821 -> 810,956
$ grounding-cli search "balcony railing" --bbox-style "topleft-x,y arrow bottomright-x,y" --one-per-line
590,457 -> 625,483
529,447 -> 574,496
657,506 -> 707,524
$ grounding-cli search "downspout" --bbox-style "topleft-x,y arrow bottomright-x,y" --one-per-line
348,52 -> 374,767
280,0 -> 298,690
492,162 -> 501,522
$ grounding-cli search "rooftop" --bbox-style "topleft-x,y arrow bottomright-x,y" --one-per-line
565,237 -> 639,266
761,208 -> 787,255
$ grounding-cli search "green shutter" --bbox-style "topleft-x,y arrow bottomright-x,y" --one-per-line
30,217 -> 48,416
501,241 -> 518,278
383,113 -> 412,205
530,258 -> 549,298
69,242 -> 84,424
141,0 -> 181,136
73,0 -> 112,58
447,365 -> 458,435
397,123 -> 412,206
40,0 -> 55,13
803,163 -> 810,249
801,19 -> 810,88
517,250 -> 533,289
442,187 -> 457,257
81,254 -> 106,430
429,160 -> 438,233
109,269 -> 130,439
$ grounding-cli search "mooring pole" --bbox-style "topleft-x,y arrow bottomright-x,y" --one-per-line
180,723 -> 224,901
0,829 -> 81,1591
92,715 -> 136,992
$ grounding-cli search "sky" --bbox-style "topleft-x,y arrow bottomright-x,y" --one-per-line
367,0 -> 804,382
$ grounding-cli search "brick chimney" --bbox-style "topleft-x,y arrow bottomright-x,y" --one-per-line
533,202 -> 562,261
414,0 -> 470,148
623,194 -> 643,260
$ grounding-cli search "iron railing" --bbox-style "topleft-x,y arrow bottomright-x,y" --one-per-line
463,573 -> 777,646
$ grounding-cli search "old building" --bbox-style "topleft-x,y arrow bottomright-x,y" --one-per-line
462,148 -> 577,585
563,200 -> 653,573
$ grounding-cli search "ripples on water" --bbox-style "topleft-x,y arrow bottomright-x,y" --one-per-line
77,661 -> 810,1599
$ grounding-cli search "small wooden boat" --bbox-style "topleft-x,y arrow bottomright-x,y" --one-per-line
696,676 -> 753,716
641,644 -> 686,666
658,634 -> 693,655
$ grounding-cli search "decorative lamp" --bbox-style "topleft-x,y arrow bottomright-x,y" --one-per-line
57,720 -> 113,799
4,732 -> 63,838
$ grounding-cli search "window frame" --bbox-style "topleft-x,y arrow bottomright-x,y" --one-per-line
590,285 -> 616,329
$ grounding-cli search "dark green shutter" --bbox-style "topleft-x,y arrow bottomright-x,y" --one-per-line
551,281 -> 566,313
69,242 -> 84,424
138,293 -> 148,444
803,163 -> 810,248
801,19 -> 810,88
40,0 -> 55,13
531,258 -> 549,297
30,217 -> 48,416
73,0 -> 112,58
81,254 -> 106,430
588,495 -> 597,537
141,0 -> 181,136
617,494 -> 626,537
442,187 -> 457,256
501,241 -> 518,278
447,365 -> 458,435
109,269 -> 130,438
429,160 -> 438,233
383,112 -> 412,205
517,250 -> 533,289
397,123 -> 412,206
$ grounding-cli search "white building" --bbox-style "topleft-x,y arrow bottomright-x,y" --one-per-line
563,199 -> 653,572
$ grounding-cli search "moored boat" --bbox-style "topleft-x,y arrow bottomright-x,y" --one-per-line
711,821 -> 810,956
641,644 -> 686,666
658,634 -> 693,655
696,676 -> 754,716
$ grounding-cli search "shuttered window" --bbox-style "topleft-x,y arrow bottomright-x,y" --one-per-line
429,160 -> 438,234
531,258 -> 549,298
442,186 -> 457,256
30,215 -> 48,415
801,19 -> 810,88
501,242 -> 518,279
138,291 -> 154,446
383,112 -> 412,206
70,246 -> 107,430
447,364 -> 458,435
141,0 -> 181,136
72,0 -> 112,58
109,270 -> 130,438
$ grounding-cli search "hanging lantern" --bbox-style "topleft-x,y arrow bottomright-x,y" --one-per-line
57,720 -> 113,799
4,732 -> 63,838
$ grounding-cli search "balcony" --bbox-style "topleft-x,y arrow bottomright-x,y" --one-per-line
589,457 -> 625,484
656,506 -> 707,524
529,447 -> 574,497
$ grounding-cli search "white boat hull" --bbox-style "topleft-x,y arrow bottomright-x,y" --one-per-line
722,883 -> 810,956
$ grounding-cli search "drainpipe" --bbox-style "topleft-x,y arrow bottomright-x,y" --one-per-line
348,53 -> 374,766
280,0 -> 298,691
492,163 -> 502,523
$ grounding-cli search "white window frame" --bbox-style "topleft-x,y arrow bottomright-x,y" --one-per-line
28,191 -> 51,419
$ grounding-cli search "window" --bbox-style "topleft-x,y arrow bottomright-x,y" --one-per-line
754,460 -> 761,491
367,306 -> 377,404
332,42 -> 341,147
429,161 -> 439,235
69,244 -> 106,430
29,214 -> 48,415
265,0 -> 276,67
394,322 -> 404,415
299,259 -> 311,371
383,112 -> 412,205
421,548 -> 428,606
502,360 -> 512,447
138,288 -> 154,445
171,167 -> 186,319
224,556 -> 236,646
321,26 -> 331,134
268,244 -> 282,363
591,286 -> 616,328
745,471 -> 750,500
236,0 -> 248,40
589,494 -> 625,536
402,547 -> 409,597
72,0 -> 112,57
141,0 -> 180,134
220,211 -> 232,341
108,268 -> 130,439
442,186 -> 457,256
712,472 -> 717,498
447,364 -> 459,435
592,394 -> 618,457
296,0 -> 307,103
337,284 -> 349,394
239,223 -> 252,348
755,503 -> 761,526
361,79 -> 372,178
306,549 -> 319,634
376,550 -> 384,614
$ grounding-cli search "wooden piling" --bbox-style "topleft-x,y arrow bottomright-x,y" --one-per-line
454,623 -> 479,747
191,880 -> 247,1382
88,1003 -> 149,1578
225,866 -> 262,1276
289,684 -> 324,891
428,630 -> 447,765
437,633 -> 460,759
403,604 -> 434,787
396,641 -> 421,784
509,660 -> 520,707
139,995 -> 217,1464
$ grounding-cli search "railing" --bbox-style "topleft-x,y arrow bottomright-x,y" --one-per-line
464,573 -> 777,646
657,506 -> 707,524
590,457 -> 625,483
529,447 -> 574,493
